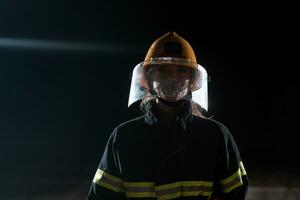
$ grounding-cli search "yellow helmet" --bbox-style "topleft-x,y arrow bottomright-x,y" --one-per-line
144,31 -> 198,69
141,32 -> 200,92
128,32 -> 208,110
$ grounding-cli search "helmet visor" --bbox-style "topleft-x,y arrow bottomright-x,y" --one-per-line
128,57 -> 208,111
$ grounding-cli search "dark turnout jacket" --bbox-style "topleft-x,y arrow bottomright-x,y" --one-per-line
87,100 -> 248,200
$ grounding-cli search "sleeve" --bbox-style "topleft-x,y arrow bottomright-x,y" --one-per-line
214,125 -> 249,200
87,129 -> 127,200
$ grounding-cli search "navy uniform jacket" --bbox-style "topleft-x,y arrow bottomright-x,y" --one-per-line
87,100 -> 248,200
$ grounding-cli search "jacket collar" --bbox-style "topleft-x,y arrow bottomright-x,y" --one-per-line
143,99 -> 194,131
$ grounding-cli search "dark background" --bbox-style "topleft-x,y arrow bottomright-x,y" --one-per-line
0,0 -> 299,199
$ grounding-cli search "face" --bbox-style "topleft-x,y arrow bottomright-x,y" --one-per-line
150,64 -> 191,102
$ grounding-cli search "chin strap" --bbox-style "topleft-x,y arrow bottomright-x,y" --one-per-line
157,97 -> 186,107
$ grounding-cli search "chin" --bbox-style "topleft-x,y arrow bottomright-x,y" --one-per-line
161,97 -> 178,102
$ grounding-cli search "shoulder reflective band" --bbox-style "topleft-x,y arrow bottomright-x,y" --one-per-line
92,169 -> 213,199
219,161 -> 247,193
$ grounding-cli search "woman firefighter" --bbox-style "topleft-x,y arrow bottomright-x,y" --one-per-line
87,32 -> 248,200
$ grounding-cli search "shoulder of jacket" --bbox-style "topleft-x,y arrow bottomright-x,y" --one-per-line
207,118 -> 235,143
112,114 -> 146,133
192,116 -> 232,138
107,115 -> 146,145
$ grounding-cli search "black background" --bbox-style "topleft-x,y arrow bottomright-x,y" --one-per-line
0,0 -> 299,199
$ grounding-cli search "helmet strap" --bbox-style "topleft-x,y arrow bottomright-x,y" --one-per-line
157,97 -> 186,107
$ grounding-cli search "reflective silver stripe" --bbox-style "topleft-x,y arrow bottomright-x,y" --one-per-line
239,161 -> 247,176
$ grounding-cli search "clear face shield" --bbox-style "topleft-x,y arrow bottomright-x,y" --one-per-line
128,57 -> 208,111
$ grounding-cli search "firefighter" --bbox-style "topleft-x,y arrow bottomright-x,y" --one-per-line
87,32 -> 248,200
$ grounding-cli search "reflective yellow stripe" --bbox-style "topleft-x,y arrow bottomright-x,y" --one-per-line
93,169 -> 122,184
155,181 -> 213,199
123,181 -> 156,198
93,169 -> 214,199
126,192 -> 156,198
98,181 -> 123,192
220,168 -> 242,185
157,191 -> 181,200
104,171 -> 122,183
219,162 -> 247,193
182,181 -> 213,187
222,181 -> 243,193
123,181 -> 155,187
156,182 -> 181,191
93,169 -> 123,192
183,191 -> 212,197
